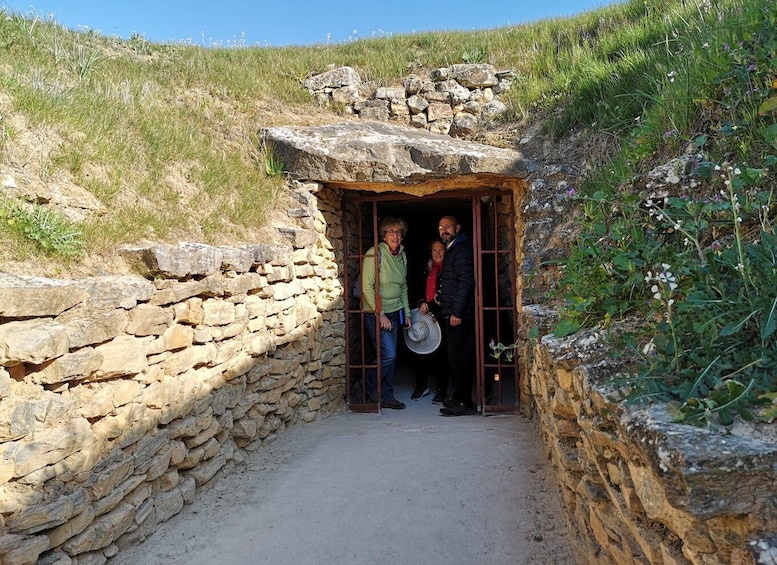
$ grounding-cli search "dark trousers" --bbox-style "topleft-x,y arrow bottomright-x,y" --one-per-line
412,323 -> 448,393
446,317 -> 475,407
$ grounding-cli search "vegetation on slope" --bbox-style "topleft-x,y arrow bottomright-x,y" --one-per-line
556,0 -> 777,425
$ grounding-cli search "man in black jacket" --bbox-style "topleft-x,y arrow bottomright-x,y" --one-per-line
437,215 -> 477,416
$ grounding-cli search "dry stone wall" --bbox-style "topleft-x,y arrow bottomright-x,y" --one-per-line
0,181 -> 347,565
524,308 -> 777,565
304,64 -> 513,137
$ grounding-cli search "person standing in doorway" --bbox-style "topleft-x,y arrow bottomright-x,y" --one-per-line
410,239 -> 448,402
437,215 -> 477,416
361,216 -> 412,410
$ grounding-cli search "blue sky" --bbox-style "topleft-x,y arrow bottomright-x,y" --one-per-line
2,0 -> 620,47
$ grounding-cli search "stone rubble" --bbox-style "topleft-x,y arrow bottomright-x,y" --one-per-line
303,64 -> 514,137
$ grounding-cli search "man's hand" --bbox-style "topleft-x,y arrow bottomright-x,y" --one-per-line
450,315 -> 462,327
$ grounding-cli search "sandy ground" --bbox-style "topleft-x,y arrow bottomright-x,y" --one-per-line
109,379 -> 580,565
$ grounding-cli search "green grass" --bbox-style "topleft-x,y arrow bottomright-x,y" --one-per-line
1,0 -> 728,264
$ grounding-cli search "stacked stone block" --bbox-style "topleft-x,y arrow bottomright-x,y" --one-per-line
524,313 -> 777,565
0,182 -> 346,565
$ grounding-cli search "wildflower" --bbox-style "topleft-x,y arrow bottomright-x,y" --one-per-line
667,71 -> 676,83
568,188 -> 576,197
702,42 -> 710,48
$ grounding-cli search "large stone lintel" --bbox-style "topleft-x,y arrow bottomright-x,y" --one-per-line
262,121 -> 536,187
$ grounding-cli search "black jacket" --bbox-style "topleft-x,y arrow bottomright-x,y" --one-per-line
439,233 -> 475,320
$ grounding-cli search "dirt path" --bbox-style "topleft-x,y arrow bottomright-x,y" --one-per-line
110,393 -> 579,565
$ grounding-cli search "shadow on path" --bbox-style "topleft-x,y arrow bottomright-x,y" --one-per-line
111,366 -> 579,565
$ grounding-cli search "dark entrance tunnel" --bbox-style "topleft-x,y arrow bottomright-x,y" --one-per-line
344,190 -> 520,412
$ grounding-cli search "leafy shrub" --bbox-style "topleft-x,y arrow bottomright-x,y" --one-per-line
0,197 -> 84,258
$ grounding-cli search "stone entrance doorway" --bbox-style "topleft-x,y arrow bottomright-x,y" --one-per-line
342,189 -> 519,414
263,120 -> 535,412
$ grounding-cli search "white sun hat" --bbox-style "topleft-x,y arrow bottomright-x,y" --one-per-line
403,308 -> 442,355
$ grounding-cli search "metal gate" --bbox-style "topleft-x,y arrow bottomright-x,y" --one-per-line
343,190 -> 519,414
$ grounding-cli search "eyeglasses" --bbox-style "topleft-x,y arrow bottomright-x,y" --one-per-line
438,223 -> 456,231
385,229 -> 403,236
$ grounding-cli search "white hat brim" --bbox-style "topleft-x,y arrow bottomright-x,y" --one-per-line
403,309 -> 442,355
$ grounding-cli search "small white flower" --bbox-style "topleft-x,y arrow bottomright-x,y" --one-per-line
734,168 -> 741,175
668,299 -> 675,307
669,282 -> 678,291
654,293 -> 662,300
714,164 -> 721,171
651,285 -> 659,294
662,263 -> 671,270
